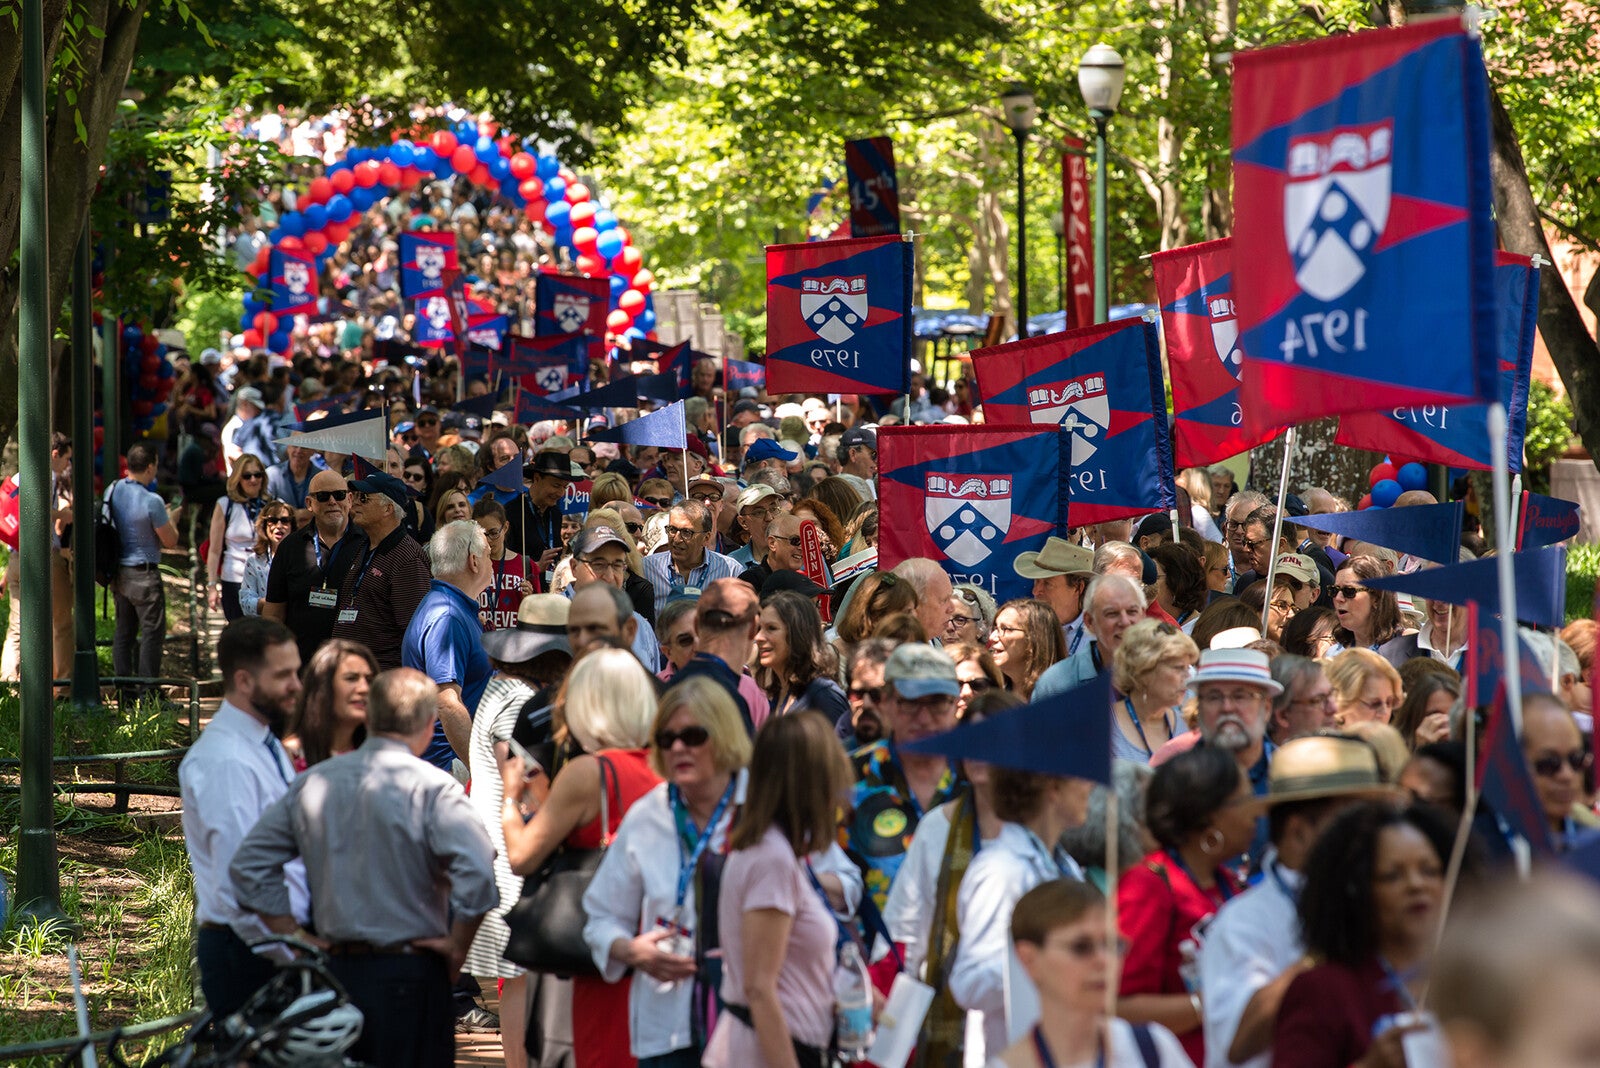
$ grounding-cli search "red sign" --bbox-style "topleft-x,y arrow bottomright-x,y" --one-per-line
799,519 -> 832,621
1061,138 -> 1094,331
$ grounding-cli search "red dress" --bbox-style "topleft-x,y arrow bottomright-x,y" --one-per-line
568,748 -> 660,1068
1117,849 -> 1240,1066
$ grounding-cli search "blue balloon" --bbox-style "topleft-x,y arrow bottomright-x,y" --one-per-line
609,275 -> 627,298
455,120 -> 475,139
151,403 -> 167,417
545,201 -> 571,229
327,161 -> 351,176
475,137 -> 498,164
243,295 -> 263,315
432,154 -> 454,178
279,212 -> 305,237
122,325 -> 143,344
544,176 -> 567,200
159,360 -> 175,379
553,225 -> 574,249
595,230 -> 625,259
490,156 -> 511,181
240,312 -> 255,331
1371,478 -> 1404,508
303,204 -> 328,231
413,146 -> 439,171
349,187 -> 376,211
1397,462 -> 1429,492
267,227 -> 285,245
637,309 -> 656,332
326,194 -> 353,222
268,329 -> 290,352
592,210 -> 618,232
624,326 -> 645,341
134,417 -> 154,432
390,142 -> 415,168
536,155 -> 560,180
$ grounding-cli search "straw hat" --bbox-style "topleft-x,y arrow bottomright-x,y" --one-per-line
1254,734 -> 1403,807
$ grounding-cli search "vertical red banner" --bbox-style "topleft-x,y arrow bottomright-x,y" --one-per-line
1061,138 -> 1094,331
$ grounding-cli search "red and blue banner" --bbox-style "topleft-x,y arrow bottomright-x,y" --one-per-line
1466,603 -> 1555,857
970,318 -> 1175,525
1231,19 -> 1498,431
1153,238 -> 1282,467
766,234 -> 912,396
877,426 -> 1070,605
502,333 -> 588,388
1518,491 -> 1581,551
269,247 -> 318,318
535,270 -> 610,344
414,294 -> 504,351
725,357 -> 765,394
399,231 -> 458,299
1061,138 -> 1094,332
1335,253 -> 1539,471
845,137 -> 900,238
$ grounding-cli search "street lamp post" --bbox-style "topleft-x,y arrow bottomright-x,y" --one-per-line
1050,212 -> 1065,313
1077,44 -> 1126,324
1000,83 -> 1038,338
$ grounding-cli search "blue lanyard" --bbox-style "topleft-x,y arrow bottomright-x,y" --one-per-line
1122,698 -> 1175,757
670,780 -> 736,908
348,544 -> 380,600
802,859 -> 851,953
1024,829 -> 1075,880
1067,621 -> 1085,656
1378,956 -> 1420,1012
1266,858 -> 1298,906
1032,1026 -> 1103,1068
1168,849 -> 1235,904
313,531 -> 343,571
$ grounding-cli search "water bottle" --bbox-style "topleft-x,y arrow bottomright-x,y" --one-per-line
833,940 -> 874,1062
1178,938 -> 1201,994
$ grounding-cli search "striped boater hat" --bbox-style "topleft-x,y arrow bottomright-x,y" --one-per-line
1188,647 -> 1283,696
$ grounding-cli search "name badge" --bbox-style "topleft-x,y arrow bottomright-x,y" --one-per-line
308,589 -> 337,608
337,608 -> 358,624
682,586 -> 702,598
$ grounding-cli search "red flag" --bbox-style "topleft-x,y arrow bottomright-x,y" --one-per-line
766,234 -> 911,396
1061,138 -> 1094,331
799,520 -> 832,621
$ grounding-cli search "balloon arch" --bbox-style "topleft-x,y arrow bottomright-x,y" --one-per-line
235,116 -> 659,354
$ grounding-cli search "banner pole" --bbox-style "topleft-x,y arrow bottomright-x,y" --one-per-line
1259,426 -> 1297,634
1489,403 -> 1523,735
1169,507 -> 1181,546
1433,601 -> 1481,961
1511,475 -> 1524,551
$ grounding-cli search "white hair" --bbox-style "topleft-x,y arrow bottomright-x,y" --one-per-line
429,519 -> 487,577
563,647 -> 658,752
1084,573 -> 1148,614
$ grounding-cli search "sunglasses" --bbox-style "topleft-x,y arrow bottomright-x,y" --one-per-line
401,433 -> 419,443
690,492 -> 723,504
416,418 -> 439,427
655,726 -> 710,749
265,516 -> 294,527
1532,750 -> 1594,777
643,496 -> 673,508
960,677 -> 993,694
240,471 -> 264,482
310,490 -> 349,503
772,534 -> 803,547
665,633 -> 696,649
848,686 -> 882,703
624,522 -> 644,536
402,471 -> 427,483
1330,585 -> 1366,599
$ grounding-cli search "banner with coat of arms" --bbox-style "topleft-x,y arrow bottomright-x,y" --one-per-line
413,295 -> 506,351
1231,18 -> 1499,432
1154,238 -> 1284,467
970,318 -> 1175,526
534,270 -> 610,365
766,233 -> 912,396
877,426 -> 1070,605
501,333 -> 589,389
269,247 -> 319,319
399,231 -> 458,300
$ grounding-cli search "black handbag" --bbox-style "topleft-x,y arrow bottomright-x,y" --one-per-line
503,755 -> 618,977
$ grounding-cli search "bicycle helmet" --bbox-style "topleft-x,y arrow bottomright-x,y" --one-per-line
218,949 -> 363,1066
257,988 -> 363,1067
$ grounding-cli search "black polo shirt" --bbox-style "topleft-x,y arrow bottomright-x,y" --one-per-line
263,522 -> 365,667
504,497 -> 561,565
332,523 -> 433,671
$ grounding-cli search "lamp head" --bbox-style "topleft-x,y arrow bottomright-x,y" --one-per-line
999,82 -> 1038,134
1077,43 -> 1127,116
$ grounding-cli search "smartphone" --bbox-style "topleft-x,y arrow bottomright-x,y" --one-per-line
503,736 -> 544,781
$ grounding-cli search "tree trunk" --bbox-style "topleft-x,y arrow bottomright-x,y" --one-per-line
1487,85 -> 1600,469
1247,417 -> 1384,506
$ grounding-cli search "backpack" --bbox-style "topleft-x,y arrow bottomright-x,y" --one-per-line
91,482 -> 124,587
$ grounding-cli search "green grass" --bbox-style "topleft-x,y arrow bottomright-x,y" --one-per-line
0,691 -> 190,764
1570,543 -> 1600,625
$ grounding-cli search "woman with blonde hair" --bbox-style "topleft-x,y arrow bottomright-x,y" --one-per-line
1201,540 -> 1232,599
1178,467 -> 1222,542
1327,646 -> 1404,729
989,599 -> 1066,699
498,646 -> 663,1068
588,471 -> 633,514
238,499 -> 295,616
1112,619 -> 1200,764
206,452 -> 269,619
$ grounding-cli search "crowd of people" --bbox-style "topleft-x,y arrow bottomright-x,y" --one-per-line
101,337 -> 1597,1068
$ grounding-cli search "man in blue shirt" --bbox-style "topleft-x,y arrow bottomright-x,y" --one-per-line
402,519 -> 493,771
107,443 -> 178,686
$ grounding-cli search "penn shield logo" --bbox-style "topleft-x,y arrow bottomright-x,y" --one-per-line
553,292 -> 590,333
282,259 -> 312,298
1028,372 -> 1108,466
533,365 -> 566,393
1284,123 -> 1393,302
1208,294 -> 1242,377
423,296 -> 451,332
925,473 -> 1011,568
800,275 -> 868,344
416,244 -> 447,284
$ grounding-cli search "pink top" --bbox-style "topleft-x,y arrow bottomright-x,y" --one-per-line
702,826 -> 836,1064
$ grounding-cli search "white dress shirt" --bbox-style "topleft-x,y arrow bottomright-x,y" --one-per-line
582,776 -> 862,1060
1197,851 -> 1303,1068
179,700 -> 308,941
950,821 -> 1085,1058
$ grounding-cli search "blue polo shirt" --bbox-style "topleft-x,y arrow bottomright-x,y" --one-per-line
402,579 -> 492,770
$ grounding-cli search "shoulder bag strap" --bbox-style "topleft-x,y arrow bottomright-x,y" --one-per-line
1131,1022 -> 1160,1068
596,755 -> 615,849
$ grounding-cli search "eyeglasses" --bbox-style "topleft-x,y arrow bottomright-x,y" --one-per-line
1269,600 -> 1297,615
481,525 -> 506,539
1355,696 -> 1397,714
643,496 -> 673,508
624,522 -> 644,536
655,726 -> 710,749
1330,585 -> 1366,600
1532,750 -> 1594,777
265,516 -> 294,528
352,492 -> 375,503
1198,689 -> 1265,707
949,614 -> 982,628
416,417 -> 439,427
1290,690 -> 1336,708
402,471 -> 427,484
690,491 -> 722,504
959,677 -> 992,694
240,471 -> 264,482
310,490 -> 349,503
666,526 -> 708,540
771,534 -> 803,547
849,685 -> 882,703
401,433 -> 419,444
579,557 -> 626,574
1241,538 -> 1268,551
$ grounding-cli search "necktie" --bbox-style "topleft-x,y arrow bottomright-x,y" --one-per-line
263,731 -> 291,784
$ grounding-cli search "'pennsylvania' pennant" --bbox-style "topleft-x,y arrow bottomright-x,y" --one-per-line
766,234 -> 912,396
1518,492 -> 1581,552
970,318 -> 1175,525
399,231 -> 458,300
1335,253 -> 1539,471
877,425 -> 1070,605
1231,19 -> 1499,432
725,357 -> 766,394
1153,238 -> 1282,466
414,295 -> 505,351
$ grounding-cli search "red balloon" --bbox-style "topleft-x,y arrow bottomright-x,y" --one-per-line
278,235 -> 305,252
631,269 -> 655,294
519,178 -> 542,201
569,202 -> 597,228
576,254 -> 605,276
606,309 -> 633,332
565,183 -> 591,205
306,177 -> 332,203
431,130 -> 458,157
572,226 -> 600,254
92,427 -> 103,446
400,166 -> 424,188
510,153 -> 536,180
324,220 -> 351,243
616,227 -> 631,246
469,162 -> 491,187
451,145 -> 477,173
645,330 -> 659,342
377,161 -> 401,187
139,373 -> 160,392
618,289 -> 646,315
618,246 -> 643,274
132,400 -> 153,417
303,232 -> 329,255
254,311 -> 279,334
1358,493 -> 1374,509
140,353 -> 161,372
524,199 -> 547,223
559,167 -> 577,182
330,169 -> 355,194
241,329 -> 264,349
1369,463 -> 1398,488
142,334 -> 161,355
356,160 -> 382,188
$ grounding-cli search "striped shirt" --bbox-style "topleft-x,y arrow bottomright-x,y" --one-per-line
641,548 -> 742,620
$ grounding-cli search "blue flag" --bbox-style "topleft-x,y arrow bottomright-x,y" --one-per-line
566,373 -> 678,410
902,671 -> 1112,786
726,357 -> 766,394
451,393 -> 501,420
1363,546 -> 1567,629
399,231 -> 457,299
1518,491 -> 1581,551
587,402 -> 688,449
514,392 -> 581,425
1479,681 -> 1555,857
767,234 -> 912,396
1291,500 -> 1464,568
476,458 -> 526,496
